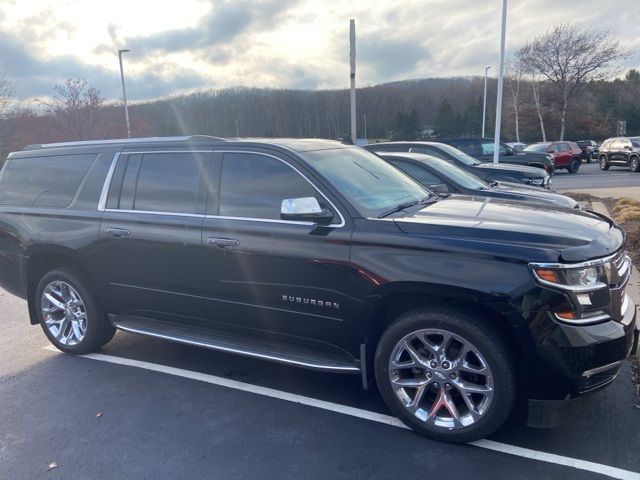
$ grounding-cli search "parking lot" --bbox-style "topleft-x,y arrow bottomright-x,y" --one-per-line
551,161 -> 639,191
1,283 -> 639,480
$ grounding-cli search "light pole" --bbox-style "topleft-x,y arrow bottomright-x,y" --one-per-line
482,66 -> 491,138
492,0 -> 508,164
118,49 -> 131,138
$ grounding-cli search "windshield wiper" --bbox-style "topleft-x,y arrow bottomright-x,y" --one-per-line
377,195 -> 438,218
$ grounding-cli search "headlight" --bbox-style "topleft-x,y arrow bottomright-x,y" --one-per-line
532,265 -> 607,292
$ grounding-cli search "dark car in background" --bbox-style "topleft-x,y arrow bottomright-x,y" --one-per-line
364,141 -> 552,189
598,137 -> 640,172
576,140 -> 599,162
437,137 -> 555,173
524,141 -> 583,173
377,152 -> 578,209
0,136 -> 635,444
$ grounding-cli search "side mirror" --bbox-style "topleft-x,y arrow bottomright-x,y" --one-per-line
281,197 -> 334,224
505,147 -> 514,156
430,184 -> 450,195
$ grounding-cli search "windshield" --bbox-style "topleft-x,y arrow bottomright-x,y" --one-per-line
524,143 -> 550,153
303,147 -> 431,218
630,137 -> 640,148
431,143 -> 481,166
428,158 -> 489,189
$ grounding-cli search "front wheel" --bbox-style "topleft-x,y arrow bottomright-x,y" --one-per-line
375,307 -> 516,443
599,156 -> 610,170
36,269 -> 115,354
568,158 -> 581,173
630,156 -> 640,172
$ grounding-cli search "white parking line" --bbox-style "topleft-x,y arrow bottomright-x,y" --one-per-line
44,345 -> 640,480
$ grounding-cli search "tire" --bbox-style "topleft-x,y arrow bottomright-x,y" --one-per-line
599,156 -> 610,170
567,158 -> 581,173
630,156 -> 640,172
374,306 -> 516,443
35,268 -> 115,354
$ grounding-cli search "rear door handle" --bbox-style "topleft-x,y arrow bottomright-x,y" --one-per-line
106,227 -> 131,238
207,237 -> 240,248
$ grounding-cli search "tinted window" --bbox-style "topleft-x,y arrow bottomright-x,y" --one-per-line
559,143 -> 569,152
524,143 -> 551,153
219,153 -> 318,220
409,146 -> 447,159
450,140 -> 480,156
481,141 -> 507,155
389,160 -> 443,187
128,152 -> 206,214
0,154 -> 95,207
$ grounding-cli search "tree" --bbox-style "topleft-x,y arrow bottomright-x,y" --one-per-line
433,99 -> 457,137
41,79 -> 105,140
389,109 -> 420,140
517,23 -> 629,140
0,74 -> 15,119
505,60 -> 524,142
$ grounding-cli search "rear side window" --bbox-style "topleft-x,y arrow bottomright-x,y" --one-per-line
218,152 -> 318,220
389,160 -> 442,188
0,154 -> 95,207
409,146 -> 447,159
107,152 -> 208,214
451,140 -> 480,156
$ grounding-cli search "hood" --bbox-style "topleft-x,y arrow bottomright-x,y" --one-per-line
475,162 -> 548,178
393,195 -> 623,263
491,183 -> 578,208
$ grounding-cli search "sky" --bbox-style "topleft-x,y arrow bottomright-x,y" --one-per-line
0,0 -> 639,101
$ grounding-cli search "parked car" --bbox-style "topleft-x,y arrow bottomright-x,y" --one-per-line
377,151 -> 578,208
598,137 -> 640,172
364,141 -> 552,189
437,137 -> 555,173
0,136 -> 635,443
524,141 -> 583,173
506,142 -> 528,152
575,140 -> 599,163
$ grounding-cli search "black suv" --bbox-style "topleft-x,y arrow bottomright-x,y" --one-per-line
365,141 -> 552,188
576,140 -> 599,163
437,137 -> 555,173
0,137 -> 636,443
598,137 -> 640,172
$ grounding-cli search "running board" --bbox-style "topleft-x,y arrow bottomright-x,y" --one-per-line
110,316 -> 360,373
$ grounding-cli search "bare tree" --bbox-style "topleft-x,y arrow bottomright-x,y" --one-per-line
505,60 -> 524,142
530,75 -> 547,141
41,79 -> 105,140
517,23 -> 629,140
0,74 -> 15,119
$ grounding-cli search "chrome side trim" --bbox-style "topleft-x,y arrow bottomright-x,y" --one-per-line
205,214 -> 313,226
529,251 -> 619,270
581,359 -> 625,378
98,152 -> 120,212
105,209 -> 203,218
116,150 -> 215,154
553,312 -> 610,325
216,150 -> 346,228
114,323 -> 360,372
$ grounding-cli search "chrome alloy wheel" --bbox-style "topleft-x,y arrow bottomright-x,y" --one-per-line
41,281 -> 87,346
388,328 -> 494,429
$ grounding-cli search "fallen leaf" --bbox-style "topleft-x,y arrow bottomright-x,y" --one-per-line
48,462 -> 59,471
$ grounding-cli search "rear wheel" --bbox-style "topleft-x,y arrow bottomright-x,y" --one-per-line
36,269 -> 115,354
567,158 -> 581,173
599,155 -> 610,170
375,306 -> 516,443
630,156 -> 639,172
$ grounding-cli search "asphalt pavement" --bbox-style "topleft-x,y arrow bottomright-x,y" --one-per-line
1,288 -> 640,480
551,161 -> 639,191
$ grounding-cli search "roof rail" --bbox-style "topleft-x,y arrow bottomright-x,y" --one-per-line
23,135 -> 227,151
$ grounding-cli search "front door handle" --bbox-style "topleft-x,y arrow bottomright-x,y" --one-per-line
207,237 -> 240,248
106,227 -> 131,238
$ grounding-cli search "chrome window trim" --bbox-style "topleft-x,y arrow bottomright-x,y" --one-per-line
98,152 -> 120,212
97,150 -> 213,215
214,149 -> 346,228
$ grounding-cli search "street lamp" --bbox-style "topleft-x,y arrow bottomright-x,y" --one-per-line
482,66 -> 491,138
118,49 -> 131,138
492,0 -> 508,164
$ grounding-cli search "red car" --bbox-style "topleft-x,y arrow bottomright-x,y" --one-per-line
524,141 -> 583,173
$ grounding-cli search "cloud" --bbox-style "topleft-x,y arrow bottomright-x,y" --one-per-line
358,35 -> 430,79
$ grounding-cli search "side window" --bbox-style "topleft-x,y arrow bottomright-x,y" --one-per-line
551,144 -> 561,153
0,154 -> 96,207
559,143 -> 569,152
480,141 -> 496,155
452,140 -> 478,156
409,146 -> 447,159
108,152 -> 208,214
390,160 -> 443,188
219,152 -> 320,220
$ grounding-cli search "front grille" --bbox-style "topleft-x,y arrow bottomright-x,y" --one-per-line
607,251 -> 632,321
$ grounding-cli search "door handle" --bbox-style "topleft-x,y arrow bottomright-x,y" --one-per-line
106,227 -> 131,238
207,237 -> 240,248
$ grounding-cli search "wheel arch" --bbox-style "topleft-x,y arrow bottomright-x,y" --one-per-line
25,246 -> 95,325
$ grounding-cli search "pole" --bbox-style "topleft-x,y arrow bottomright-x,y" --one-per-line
349,19 -> 357,143
236,119 -> 239,137
363,113 -> 367,140
118,49 -> 131,138
492,0 -> 507,164
482,66 -> 490,138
